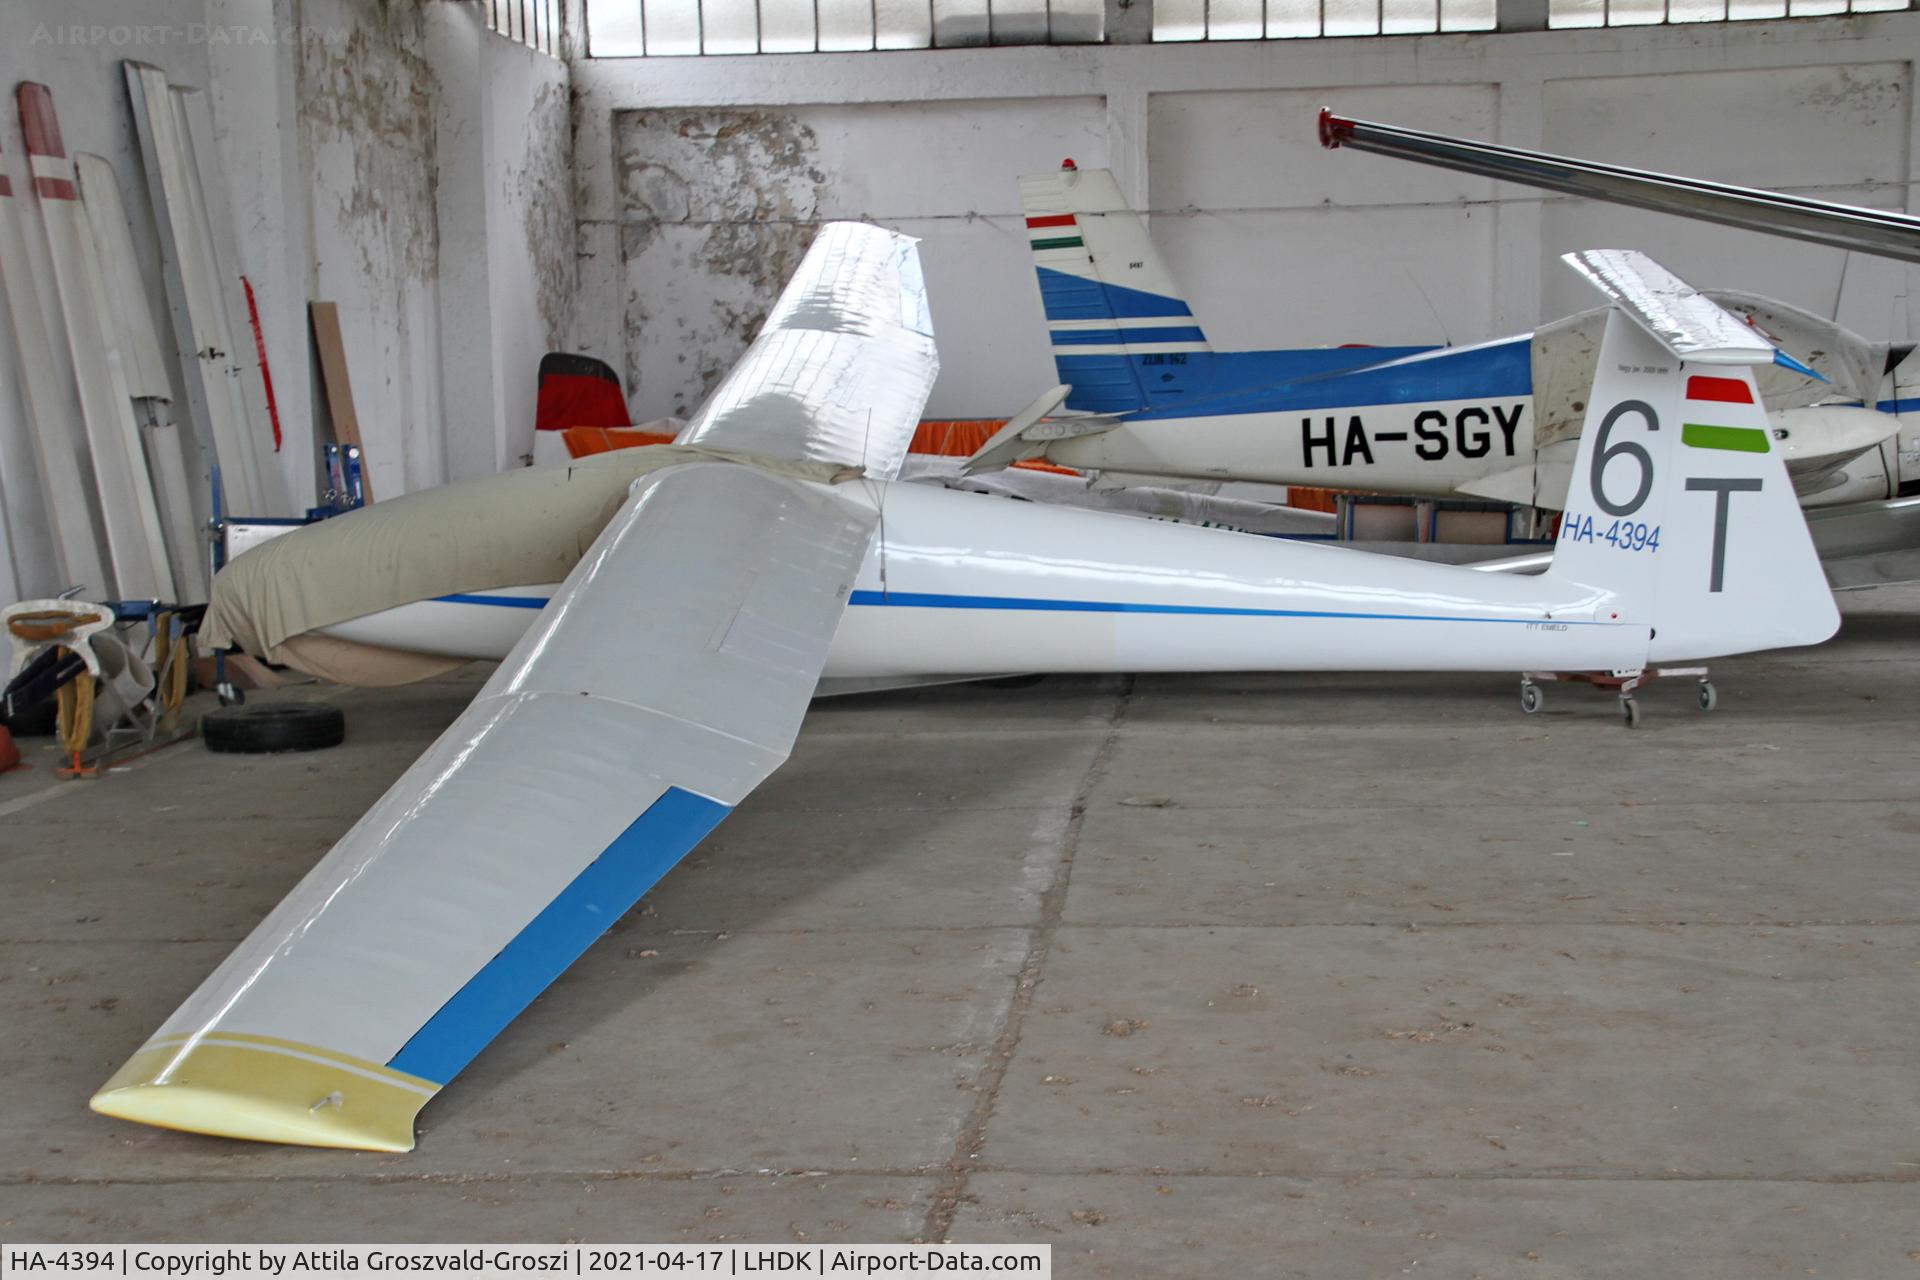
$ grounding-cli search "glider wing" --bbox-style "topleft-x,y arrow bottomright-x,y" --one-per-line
677,222 -> 937,480
93,223 -> 937,1151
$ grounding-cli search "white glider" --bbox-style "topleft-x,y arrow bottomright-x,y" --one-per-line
95,227 -> 1837,1151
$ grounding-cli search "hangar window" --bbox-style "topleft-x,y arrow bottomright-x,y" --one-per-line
585,0 -> 1104,53
485,0 -> 562,54
1152,0 -> 1497,39
1547,0 -> 1906,25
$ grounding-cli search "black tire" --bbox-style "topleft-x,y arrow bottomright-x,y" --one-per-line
202,703 -> 346,754
2,695 -> 60,738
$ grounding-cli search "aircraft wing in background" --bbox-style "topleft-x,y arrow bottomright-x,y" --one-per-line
1318,106 -> 1920,266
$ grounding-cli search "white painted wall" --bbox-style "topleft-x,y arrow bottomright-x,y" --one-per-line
612,98 -> 1107,418
438,17 -> 575,476
0,0 -> 573,597
297,0 -> 448,498
569,13 -> 1920,421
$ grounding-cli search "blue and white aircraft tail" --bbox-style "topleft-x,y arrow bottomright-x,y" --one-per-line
980,164 -> 1898,510
1017,162 -> 1441,420
1019,164 -> 1212,414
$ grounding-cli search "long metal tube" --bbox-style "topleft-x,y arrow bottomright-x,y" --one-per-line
1318,107 -> 1920,265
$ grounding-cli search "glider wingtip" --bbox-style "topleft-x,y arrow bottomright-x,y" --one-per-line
1773,347 -> 1828,382
1319,107 -> 1353,149
90,1035 -> 435,1153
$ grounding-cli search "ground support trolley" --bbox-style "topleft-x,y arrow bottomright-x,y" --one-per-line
1518,666 -> 1715,727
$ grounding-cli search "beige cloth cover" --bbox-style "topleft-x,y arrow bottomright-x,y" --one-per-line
204,446 -> 855,683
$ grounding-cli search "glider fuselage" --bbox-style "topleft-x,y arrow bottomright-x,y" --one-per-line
319,476 -> 1650,679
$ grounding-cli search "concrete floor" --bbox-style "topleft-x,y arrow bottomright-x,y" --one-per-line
3,587 -> 1918,1274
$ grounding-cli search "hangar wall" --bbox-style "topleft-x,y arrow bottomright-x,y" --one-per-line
0,0 -> 572,597
0,0 -> 220,601
213,0 -> 572,499
569,12 -> 1920,421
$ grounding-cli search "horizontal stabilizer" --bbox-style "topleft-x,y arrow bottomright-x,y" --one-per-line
1561,250 -> 1777,366
963,383 -> 1075,473
1708,292 -> 1890,406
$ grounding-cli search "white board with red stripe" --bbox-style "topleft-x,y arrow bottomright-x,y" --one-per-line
0,137 -> 110,597
18,82 -> 174,601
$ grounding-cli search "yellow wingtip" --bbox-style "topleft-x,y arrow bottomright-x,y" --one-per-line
91,1033 -> 437,1153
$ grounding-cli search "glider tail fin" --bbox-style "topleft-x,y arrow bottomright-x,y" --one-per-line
1544,251 -> 1838,662
1019,164 -> 1209,415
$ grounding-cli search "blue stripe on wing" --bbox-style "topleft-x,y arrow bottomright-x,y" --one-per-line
436,593 -> 550,608
387,786 -> 731,1085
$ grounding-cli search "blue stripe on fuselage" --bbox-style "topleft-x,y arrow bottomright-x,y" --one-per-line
1112,337 -> 1534,422
387,785 -> 732,1086
439,586 -> 1609,628
1054,345 -> 1441,416
1057,345 -> 1440,402
1036,267 -> 1195,321
846,589 -> 1612,627
1051,326 -> 1208,346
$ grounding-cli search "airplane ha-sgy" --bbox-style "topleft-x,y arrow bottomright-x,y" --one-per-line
967,163 -> 1913,510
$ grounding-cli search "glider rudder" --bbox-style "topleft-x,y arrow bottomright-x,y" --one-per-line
1543,251 -> 1839,662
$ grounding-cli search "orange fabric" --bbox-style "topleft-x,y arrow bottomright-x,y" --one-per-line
1286,486 -> 1340,513
561,427 -> 678,457
1011,458 -> 1081,476
558,418 -> 1080,475
910,420 -> 1003,456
